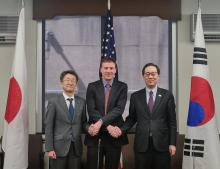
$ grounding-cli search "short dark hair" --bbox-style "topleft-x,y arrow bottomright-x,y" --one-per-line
99,57 -> 117,69
60,70 -> 79,82
142,63 -> 160,76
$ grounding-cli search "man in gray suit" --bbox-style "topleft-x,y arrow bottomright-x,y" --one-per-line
115,63 -> 177,169
45,70 -> 87,169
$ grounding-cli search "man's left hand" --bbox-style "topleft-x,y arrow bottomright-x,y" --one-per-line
169,145 -> 176,156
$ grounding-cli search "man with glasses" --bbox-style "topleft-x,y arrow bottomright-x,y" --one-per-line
116,63 -> 177,169
45,70 -> 87,169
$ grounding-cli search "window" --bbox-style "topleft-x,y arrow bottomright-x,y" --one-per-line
42,15 -> 171,131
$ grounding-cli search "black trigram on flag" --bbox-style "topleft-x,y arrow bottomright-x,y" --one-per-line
184,138 -> 205,157
193,47 -> 207,65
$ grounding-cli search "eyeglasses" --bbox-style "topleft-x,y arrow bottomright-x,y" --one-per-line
63,79 -> 76,83
144,72 -> 158,77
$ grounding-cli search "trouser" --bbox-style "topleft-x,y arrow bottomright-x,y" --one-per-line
87,144 -> 121,169
50,142 -> 81,169
135,137 -> 171,169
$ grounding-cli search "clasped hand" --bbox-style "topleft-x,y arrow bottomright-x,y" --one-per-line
88,120 -> 102,136
88,121 -> 122,138
106,125 -> 122,138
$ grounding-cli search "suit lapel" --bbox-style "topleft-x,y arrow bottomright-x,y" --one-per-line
139,88 -> 149,118
108,79 -> 117,109
58,95 -> 71,121
74,97 -> 79,114
98,80 -> 105,108
152,88 -> 163,113
72,96 -> 80,123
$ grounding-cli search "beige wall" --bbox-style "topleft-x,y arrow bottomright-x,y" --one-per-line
0,0 -> 220,135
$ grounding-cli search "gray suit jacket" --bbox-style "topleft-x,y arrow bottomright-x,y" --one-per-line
45,94 -> 87,157
121,87 -> 177,152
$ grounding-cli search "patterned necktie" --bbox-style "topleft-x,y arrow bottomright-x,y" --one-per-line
104,83 -> 111,114
148,91 -> 154,112
67,98 -> 74,120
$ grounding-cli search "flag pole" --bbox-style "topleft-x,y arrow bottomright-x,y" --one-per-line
198,0 -> 201,8
108,0 -> 111,10
192,4 -> 202,169
22,0 -> 24,8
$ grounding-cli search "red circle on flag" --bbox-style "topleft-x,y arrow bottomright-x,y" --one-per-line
190,76 -> 215,125
5,77 -> 22,123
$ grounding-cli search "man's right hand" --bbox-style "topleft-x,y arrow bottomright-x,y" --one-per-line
88,124 -> 95,136
48,151 -> 57,159
88,120 -> 103,136
88,124 -> 100,136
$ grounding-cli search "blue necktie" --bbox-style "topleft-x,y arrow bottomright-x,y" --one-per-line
67,98 -> 74,120
148,91 -> 154,113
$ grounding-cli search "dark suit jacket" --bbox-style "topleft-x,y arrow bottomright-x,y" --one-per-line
84,79 -> 128,147
45,94 -> 87,157
121,87 -> 177,152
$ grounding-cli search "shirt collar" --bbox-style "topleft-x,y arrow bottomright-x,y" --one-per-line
63,92 -> 74,101
102,79 -> 113,87
146,85 -> 158,95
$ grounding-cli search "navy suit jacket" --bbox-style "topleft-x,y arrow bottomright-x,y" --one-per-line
84,79 -> 128,147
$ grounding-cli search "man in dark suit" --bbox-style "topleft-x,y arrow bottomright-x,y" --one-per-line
85,57 -> 128,169
45,70 -> 87,169
117,63 -> 177,169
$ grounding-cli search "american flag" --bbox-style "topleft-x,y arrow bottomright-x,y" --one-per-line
101,10 -> 122,169
101,9 -> 118,79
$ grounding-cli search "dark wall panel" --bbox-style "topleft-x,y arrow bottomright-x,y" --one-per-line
33,0 -> 181,21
